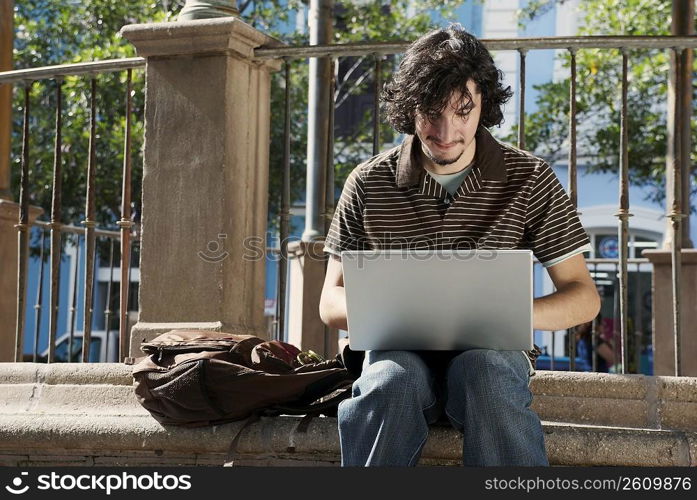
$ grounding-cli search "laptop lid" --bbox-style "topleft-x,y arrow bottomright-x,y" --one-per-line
341,249 -> 533,351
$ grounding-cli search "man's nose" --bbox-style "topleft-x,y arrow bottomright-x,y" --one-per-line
430,115 -> 457,142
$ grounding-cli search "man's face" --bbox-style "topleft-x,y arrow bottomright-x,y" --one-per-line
414,79 -> 482,169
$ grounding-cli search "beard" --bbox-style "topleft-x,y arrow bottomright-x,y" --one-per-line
422,144 -> 465,166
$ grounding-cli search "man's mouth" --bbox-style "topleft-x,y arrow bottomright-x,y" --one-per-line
429,138 -> 463,150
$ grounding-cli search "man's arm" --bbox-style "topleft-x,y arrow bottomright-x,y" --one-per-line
533,253 -> 601,331
319,254 -> 348,331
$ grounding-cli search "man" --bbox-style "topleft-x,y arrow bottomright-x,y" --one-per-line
319,26 -> 600,466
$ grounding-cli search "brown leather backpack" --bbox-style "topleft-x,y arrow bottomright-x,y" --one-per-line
132,330 -> 358,427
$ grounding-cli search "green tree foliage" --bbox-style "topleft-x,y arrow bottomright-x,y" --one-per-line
266,1 -> 457,233
12,0 -> 457,240
12,0 -> 178,234
508,0 -> 696,207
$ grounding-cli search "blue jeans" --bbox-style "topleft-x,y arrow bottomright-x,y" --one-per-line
337,349 -> 548,466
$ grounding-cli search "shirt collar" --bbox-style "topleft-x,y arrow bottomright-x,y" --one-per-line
395,126 -> 507,190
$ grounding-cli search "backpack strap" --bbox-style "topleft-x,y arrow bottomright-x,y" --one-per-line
268,385 -> 352,416
339,341 -> 365,379
223,388 -> 353,465
286,413 -> 317,454
223,412 -> 262,467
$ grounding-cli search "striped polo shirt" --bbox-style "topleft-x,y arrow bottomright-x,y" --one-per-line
323,126 -> 592,266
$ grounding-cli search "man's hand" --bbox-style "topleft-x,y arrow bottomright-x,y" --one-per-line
319,254 -> 349,331
533,253 -> 601,331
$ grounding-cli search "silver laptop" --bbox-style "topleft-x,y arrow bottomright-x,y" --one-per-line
341,249 -> 533,351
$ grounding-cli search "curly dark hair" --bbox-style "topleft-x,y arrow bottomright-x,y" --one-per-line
382,25 -> 513,134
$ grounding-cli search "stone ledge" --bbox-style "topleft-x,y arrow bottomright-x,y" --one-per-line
532,369 -> 697,403
530,372 -> 697,430
643,249 -> 697,265
0,362 -> 133,386
0,384 -> 143,415
0,414 -> 694,466
2,363 -> 697,466
3,363 -> 696,431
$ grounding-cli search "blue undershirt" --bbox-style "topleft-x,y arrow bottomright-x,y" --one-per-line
426,163 -> 475,196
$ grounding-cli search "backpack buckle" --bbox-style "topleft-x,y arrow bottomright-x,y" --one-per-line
296,350 -> 324,365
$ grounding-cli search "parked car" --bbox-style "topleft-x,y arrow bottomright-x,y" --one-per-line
36,330 -> 120,363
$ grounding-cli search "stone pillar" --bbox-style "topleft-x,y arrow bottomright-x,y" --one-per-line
286,240 -> 338,358
0,200 -> 42,361
120,18 -> 282,357
643,249 -> 697,376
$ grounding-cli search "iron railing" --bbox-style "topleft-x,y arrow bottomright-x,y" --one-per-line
25,223 -> 140,363
261,35 -> 696,376
2,58 -> 143,363
3,35 -> 695,374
